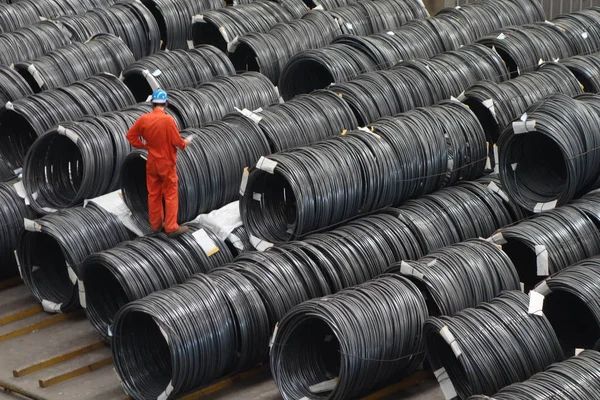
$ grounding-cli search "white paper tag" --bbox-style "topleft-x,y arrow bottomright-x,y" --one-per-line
535,280 -> 551,296
440,326 -> 462,357
142,70 -> 160,91
24,218 -> 42,232
67,264 -> 78,285
252,193 -> 262,202
152,69 -> 162,77
42,299 -> 62,313
157,381 -> 174,400
493,144 -> 499,174
27,64 -> 46,88
482,98 -> 495,117
535,245 -> 549,275
256,156 -> 277,174
520,282 -> 525,292
269,322 -> 279,351
192,14 -> 204,23
576,348 -> 585,356
13,180 -> 26,199
192,228 -> 219,256
386,31 -> 395,35
487,232 -> 507,245
187,40 -> 194,49
434,368 -> 458,400
108,324 -> 113,337
512,120 -> 536,134
310,378 -> 337,393
487,181 -> 510,202
400,261 -> 424,279
533,200 -> 557,213
239,167 -> 249,196
250,235 -> 273,251
497,32 -> 507,40
5,101 -> 13,110
456,91 -> 466,102
528,290 -> 545,316
78,279 -> 86,308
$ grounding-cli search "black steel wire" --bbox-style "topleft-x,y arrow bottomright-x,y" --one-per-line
0,182 -> 34,278
0,20 -> 71,66
424,291 -> 564,399
562,51 -> 600,92
17,203 -> 131,313
0,63 -> 32,103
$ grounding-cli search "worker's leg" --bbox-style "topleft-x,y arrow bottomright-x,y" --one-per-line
146,162 -> 164,232
162,165 -> 180,233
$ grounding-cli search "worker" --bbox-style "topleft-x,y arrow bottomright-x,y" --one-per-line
127,88 -> 191,237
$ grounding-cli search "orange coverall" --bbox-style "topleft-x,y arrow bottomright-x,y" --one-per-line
126,108 -> 187,233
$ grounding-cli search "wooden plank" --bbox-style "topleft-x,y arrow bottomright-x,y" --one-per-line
38,357 -> 113,388
0,276 -> 22,291
179,365 -> 269,399
0,378 -> 48,400
360,370 -> 433,400
13,341 -> 106,377
0,310 -> 83,343
0,304 -> 43,326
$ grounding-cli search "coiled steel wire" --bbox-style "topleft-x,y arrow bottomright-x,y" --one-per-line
0,20 -> 71,66
562,51 -> 600,92
0,63 -> 32,103
0,182 -> 34,278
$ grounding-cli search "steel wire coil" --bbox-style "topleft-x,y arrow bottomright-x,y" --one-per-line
226,225 -> 252,255
21,104 -> 160,214
0,20 -> 71,66
0,63 -> 32,104
562,51 -> 600,92
530,256 -> 600,356
17,203 -> 131,313
81,223 -> 232,341
468,350 -> 600,400
57,1 -> 160,59
242,101 -> 486,242
191,1 -> 300,52
253,89 -> 358,152
0,182 -> 34,278
122,45 -> 235,101
14,34 -> 134,92
490,202 -> 600,291
463,62 -> 583,145
425,291 -> 564,399
0,73 -> 135,171
0,158 -> 15,182
270,275 -> 428,400
121,113 -> 270,233
392,239 -> 519,317
497,93 -> 600,212
330,43 -> 508,125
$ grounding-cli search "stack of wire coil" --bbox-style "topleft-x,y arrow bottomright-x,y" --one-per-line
57,1 -> 161,59
0,73 -> 136,171
0,182 -> 34,278
468,350 -> 600,400
122,45 -> 236,101
530,256 -> 600,356
562,51 -> 600,92
278,0 -> 545,99
241,101 -> 486,243
425,291 -> 564,399
0,20 -> 71,66
497,93 -> 600,212
17,203 -> 131,313
488,198 -> 600,291
270,274 -> 428,400
391,239 -> 520,316
81,223 -> 233,341
331,43 -> 509,125
22,104 -> 160,214
0,63 -> 33,103
191,0 -> 303,52
121,113 -> 270,233
14,34 -> 135,92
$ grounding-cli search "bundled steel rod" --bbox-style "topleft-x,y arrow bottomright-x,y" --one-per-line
17,204 -> 131,313
0,182 -> 33,278
0,73 -> 135,171
0,63 -> 32,103
0,20 -> 71,66
15,34 -> 135,92
270,275 -> 428,400
81,223 -> 232,341
22,104 -> 160,214
562,51 -> 600,92
122,45 -> 235,101
57,1 -> 161,59
497,93 -> 600,212
121,113 -> 270,233
468,350 -> 600,400
278,0 -> 545,99
425,291 -> 564,399
530,256 -> 600,356
392,239 -> 520,316
488,199 -> 600,291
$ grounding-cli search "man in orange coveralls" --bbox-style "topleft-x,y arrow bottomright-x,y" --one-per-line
127,89 -> 191,237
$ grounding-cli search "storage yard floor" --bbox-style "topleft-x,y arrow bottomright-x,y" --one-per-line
0,281 -> 443,400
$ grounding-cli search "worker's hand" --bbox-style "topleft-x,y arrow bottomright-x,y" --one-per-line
184,138 -> 192,147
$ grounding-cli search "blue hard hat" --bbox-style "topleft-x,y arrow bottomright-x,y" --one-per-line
151,88 -> 168,104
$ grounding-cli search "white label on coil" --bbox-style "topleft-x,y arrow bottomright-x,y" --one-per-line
493,144 -> 499,174
152,69 -> 162,77
450,95 -> 461,103
528,290 -> 545,316
313,3 -> 324,9
142,70 -> 160,91
256,156 -> 277,174
187,40 -> 194,49
482,98 -> 495,117
486,181 -> 510,202
192,14 -> 204,23
533,200 -> 557,213
14,250 -> 22,279
24,191 -> 38,206
497,32 -> 507,40
252,192 -> 262,202
582,31 -> 589,39
310,378 -> 337,393
145,95 -> 152,103
345,23 -> 353,30
192,228 -> 219,256
544,19 -> 555,25
227,233 -> 244,250
67,264 -> 78,285
269,322 -> 279,351
455,91 -> 466,102
487,232 -> 507,245
511,162 -> 518,171
42,299 -> 62,314
78,279 -> 86,308
108,324 -> 113,337
239,167 -> 249,196
535,245 -> 549,276
24,218 -> 42,232
219,26 -> 230,43
41,207 -> 57,213
13,167 -> 22,175
520,282 -> 525,292
512,120 -> 536,134
235,107 -> 262,124
485,144 -> 492,170
576,348 -> 585,356
27,64 -> 46,88
399,261 -> 424,279
535,280 -> 552,296
57,125 -> 79,143
386,31 -> 395,35
157,381 -> 174,400
227,36 -> 240,53
5,101 -> 13,110
13,180 -> 26,199
440,326 -> 462,357
538,58 -> 545,65
250,235 -> 273,251
434,368 -> 458,400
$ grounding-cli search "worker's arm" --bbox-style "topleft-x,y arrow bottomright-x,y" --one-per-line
168,117 -> 189,150
126,118 -> 147,149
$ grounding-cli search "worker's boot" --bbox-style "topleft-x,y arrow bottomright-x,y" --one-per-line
166,225 -> 189,238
